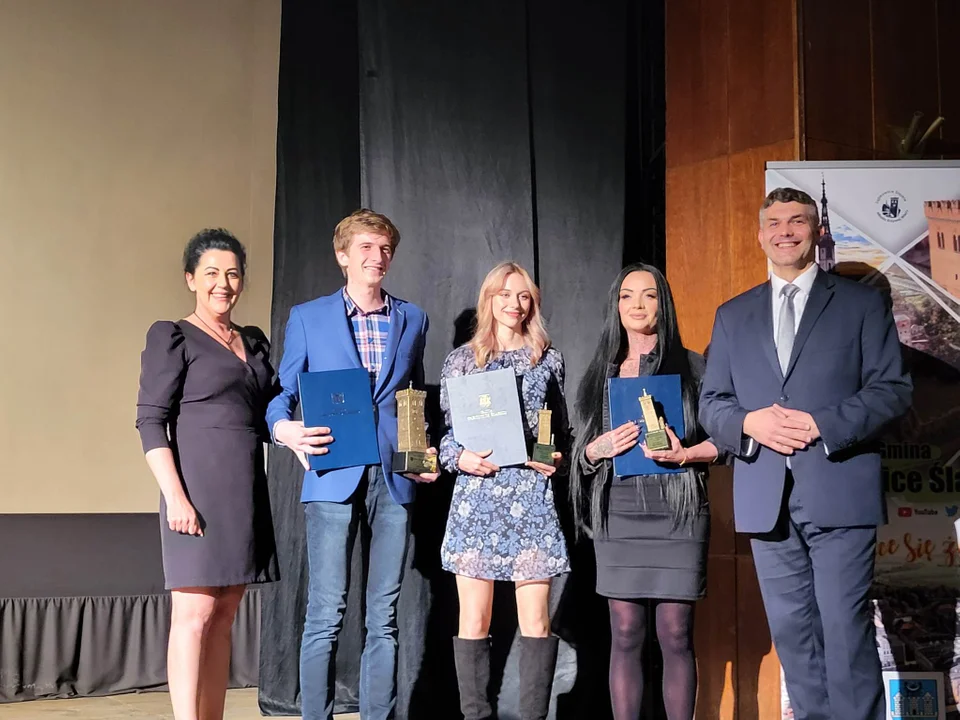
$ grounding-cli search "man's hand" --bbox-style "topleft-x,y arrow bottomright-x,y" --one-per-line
404,447 -> 441,483
773,406 -> 821,442
274,420 -> 333,470
743,405 -> 816,455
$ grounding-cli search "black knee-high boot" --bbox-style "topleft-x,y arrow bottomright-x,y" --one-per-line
453,636 -> 493,720
519,635 -> 559,720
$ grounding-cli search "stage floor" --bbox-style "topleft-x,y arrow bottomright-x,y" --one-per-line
0,688 -> 360,719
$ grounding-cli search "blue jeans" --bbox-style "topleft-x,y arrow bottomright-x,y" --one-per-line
300,466 -> 411,720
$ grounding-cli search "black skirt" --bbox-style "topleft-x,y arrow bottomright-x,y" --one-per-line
594,476 -> 709,601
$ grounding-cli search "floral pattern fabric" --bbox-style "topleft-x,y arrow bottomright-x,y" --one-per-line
438,344 -> 572,581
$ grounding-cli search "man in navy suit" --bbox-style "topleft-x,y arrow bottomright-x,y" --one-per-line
699,188 -> 912,720
267,209 -> 438,720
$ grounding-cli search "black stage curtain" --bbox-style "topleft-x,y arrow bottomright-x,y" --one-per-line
261,1 -> 665,718
0,514 -> 260,703
257,0 -> 362,715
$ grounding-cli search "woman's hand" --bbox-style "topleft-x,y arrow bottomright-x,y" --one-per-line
641,425 -> 687,465
585,421 -> 640,462
166,495 -> 203,536
526,452 -> 562,477
458,449 -> 500,477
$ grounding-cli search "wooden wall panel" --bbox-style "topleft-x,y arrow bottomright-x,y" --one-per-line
871,0 -> 940,158
665,156 -> 731,352
694,555 -> 738,719
665,0 -> 730,168
736,555 -> 779,720
728,0 -> 796,153
708,467 -> 736,557
801,0 -> 872,151
666,2 -> 801,717
728,141 -> 794,295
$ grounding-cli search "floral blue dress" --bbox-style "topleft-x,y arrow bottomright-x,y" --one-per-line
439,344 -> 572,581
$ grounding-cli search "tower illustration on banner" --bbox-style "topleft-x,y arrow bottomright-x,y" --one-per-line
817,175 -> 837,272
924,199 -> 960,299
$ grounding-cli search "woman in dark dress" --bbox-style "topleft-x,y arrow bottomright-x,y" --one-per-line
136,229 -> 278,720
569,263 -> 721,720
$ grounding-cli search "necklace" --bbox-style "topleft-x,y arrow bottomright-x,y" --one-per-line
192,312 -> 236,349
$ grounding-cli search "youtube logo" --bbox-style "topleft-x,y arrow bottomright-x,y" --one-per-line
898,507 -> 913,518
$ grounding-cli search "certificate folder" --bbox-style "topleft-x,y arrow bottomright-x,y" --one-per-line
608,374 -> 684,477
445,368 -> 528,468
297,368 -> 380,472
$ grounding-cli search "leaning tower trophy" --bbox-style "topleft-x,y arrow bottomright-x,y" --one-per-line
639,389 -> 670,451
393,383 -> 437,474
532,405 -> 556,464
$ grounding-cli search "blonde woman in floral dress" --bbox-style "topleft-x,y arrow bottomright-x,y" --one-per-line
438,261 -> 572,720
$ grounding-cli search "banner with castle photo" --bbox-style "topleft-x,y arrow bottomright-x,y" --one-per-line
766,161 -> 960,720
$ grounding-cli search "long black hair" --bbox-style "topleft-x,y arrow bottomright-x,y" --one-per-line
569,262 -> 704,537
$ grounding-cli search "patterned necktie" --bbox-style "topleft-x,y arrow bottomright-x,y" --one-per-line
777,283 -> 800,373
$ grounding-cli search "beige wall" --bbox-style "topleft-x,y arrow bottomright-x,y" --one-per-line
0,0 -> 280,513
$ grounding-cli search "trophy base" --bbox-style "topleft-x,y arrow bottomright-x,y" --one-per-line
644,429 -> 670,451
393,450 -> 437,475
531,443 -> 556,464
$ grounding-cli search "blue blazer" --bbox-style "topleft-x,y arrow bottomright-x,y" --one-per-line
266,291 -> 429,505
699,270 -> 912,533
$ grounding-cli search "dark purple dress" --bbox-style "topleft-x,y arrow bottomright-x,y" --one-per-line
136,321 -> 279,590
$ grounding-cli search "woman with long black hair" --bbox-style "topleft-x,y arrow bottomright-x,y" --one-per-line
569,263 -> 721,720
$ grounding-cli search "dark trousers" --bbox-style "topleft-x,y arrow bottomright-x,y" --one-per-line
750,473 -> 883,720
300,466 -> 411,720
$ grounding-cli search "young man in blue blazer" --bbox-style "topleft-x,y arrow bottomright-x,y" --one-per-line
267,209 -> 438,720
700,188 -> 912,720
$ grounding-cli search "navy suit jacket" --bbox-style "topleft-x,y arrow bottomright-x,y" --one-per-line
699,270 -> 912,533
266,291 -> 429,505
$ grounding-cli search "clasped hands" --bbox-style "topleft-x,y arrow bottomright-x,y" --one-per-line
743,404 -> 820,456
274,420 -> 440,483
457,448 -> 562,478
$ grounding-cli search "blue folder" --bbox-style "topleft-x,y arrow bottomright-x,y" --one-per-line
297,368 -> 381,472
608,374 -> 685,477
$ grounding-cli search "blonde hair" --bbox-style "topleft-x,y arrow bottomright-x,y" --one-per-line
469,262 -> 550,368
333,209 -> 400,252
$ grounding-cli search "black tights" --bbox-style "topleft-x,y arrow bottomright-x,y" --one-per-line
608,598 -> 697,720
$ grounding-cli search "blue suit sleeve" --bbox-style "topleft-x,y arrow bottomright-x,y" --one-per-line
699,308 -> 751,457
266,306 -> 308,439
811,291 -> 912,453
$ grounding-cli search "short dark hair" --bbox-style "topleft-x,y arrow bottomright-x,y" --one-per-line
760,187 -> 819,227
183,228 -> 246,277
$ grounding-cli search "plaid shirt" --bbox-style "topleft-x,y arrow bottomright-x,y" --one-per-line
342,288 -> 391,388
